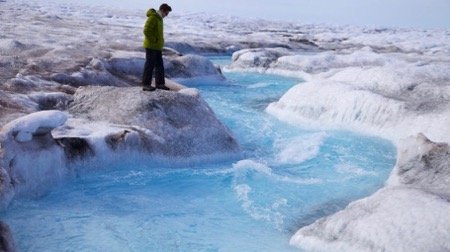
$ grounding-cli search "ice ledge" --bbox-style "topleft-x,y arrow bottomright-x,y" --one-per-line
1,110 -> 67,142
290,133 -> 450,252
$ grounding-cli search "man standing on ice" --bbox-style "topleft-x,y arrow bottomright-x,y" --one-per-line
142,3 -> 172,91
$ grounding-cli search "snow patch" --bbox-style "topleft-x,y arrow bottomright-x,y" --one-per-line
2,110 -> 68,142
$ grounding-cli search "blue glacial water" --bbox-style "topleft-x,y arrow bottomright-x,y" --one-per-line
0,57 -> 396,251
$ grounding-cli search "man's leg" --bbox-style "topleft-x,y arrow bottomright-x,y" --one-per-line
142,49 -> 156,91
154,51 -> 170,90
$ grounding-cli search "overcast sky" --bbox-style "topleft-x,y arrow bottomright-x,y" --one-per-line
65,0 -> 450,29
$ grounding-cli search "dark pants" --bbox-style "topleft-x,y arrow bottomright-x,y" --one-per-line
142,49 -> 165,87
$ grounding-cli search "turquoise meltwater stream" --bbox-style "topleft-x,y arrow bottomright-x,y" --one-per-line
0,56 -> 396,251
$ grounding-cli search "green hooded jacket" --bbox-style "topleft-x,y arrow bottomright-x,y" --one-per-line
143,9 -> 164,50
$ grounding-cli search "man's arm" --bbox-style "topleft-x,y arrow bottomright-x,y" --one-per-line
143,16 -> 157,41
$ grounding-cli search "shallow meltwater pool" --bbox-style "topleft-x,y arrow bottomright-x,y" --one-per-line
1,58 -> 396,251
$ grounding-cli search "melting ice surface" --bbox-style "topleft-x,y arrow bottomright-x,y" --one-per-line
1,57 -> 396,251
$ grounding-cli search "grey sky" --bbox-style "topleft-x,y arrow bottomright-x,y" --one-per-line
64,0 -> 450,29
167,0 -> 450,29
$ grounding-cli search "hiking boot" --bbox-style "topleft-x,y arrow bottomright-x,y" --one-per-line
156,85 -> 170,90
143,86 -> 156,91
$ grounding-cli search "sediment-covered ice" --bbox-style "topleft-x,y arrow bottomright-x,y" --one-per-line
65,85 -> 239,157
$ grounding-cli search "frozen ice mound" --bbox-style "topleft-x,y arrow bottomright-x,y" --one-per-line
266,80 -> 407,131
0,87 -> 240,208
265,79 -> 450,145
65,86 -> 240,157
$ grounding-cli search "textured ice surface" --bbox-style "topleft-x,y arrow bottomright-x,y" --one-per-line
0,0 -> 449,250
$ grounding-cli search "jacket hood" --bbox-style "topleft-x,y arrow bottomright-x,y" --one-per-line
146,8 -> 161,19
